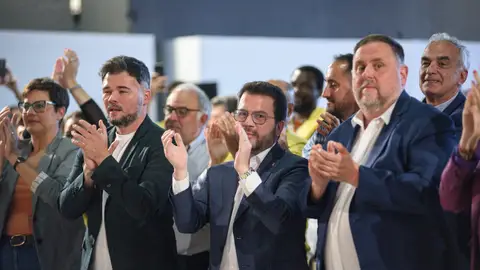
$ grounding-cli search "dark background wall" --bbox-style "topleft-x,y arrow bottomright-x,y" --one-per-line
1,0 -> 478,59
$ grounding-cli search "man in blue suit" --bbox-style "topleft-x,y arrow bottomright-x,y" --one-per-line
420,32 -> 469,139
163,81 -> 310,270
420,32 -> 471,268
306,34 -> 458,270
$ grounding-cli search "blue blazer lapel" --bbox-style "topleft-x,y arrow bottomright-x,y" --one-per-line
443,92 -> 466,116
363,91 -> 410,168
234,144 -> 285,222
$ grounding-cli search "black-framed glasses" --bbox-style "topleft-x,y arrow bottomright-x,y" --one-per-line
164,105 -> 201,118
18,100 -> 56,113
233,110 -> 275,125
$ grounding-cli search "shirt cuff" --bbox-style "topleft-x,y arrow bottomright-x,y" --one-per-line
172,173 -> 190,195
31,172 -> 49,193
240,171 -> 262,197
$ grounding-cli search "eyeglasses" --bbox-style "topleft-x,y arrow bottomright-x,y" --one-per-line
18,100 -> 56,113
233,110 -> 275,125
164,105 -> 201,118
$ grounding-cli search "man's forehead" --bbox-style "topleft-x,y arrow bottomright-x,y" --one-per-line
167,90 -> 198,105
354,42 -> 396,60
423,41 -> 460,58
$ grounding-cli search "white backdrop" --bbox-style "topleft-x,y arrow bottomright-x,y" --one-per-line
165,35 -> 480,102
0,30 -> 156,119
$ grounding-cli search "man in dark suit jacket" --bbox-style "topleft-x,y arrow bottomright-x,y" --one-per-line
306,35 -> 458,270
420,32 -> 470,268
59,56 -> 178,270
420,32 -> 469,140
163,81 -> 309,270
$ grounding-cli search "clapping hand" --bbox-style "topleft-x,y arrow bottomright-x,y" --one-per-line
161,130 -> 188,180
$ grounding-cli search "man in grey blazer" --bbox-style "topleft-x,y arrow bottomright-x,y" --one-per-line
0,77 -> 84,270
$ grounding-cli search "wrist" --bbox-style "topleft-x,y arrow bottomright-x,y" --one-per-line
66,80 -> 79,90
236,166 -> 249,176
173,169 -> 187,181
349,163 -> 360,187
94,151 -> 110,166
7,153 -> 18,165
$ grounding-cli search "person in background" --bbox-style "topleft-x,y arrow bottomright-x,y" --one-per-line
164,83 -> 212,270
303,54 -> 359,159
63,110 -> 86,138
165,81 -> 309,270
289,65 -> 326,140
1,68 -> 22,102
157,80 -> 187,128
209,95 -> 238,125
207,95 -> 238,164
300,54 -> 359,267
306,34 -> 458,270
59,55 -> 178,270
440,71 -> 480,270
52,49 -> 109,130
420,32 -> 469,139
0,78 -> 84,270
268,79 -> 307,156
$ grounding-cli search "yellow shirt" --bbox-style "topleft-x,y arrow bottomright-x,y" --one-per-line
290,107 -> 325,140
157,120 -> 165,129
286,129 -> 307,157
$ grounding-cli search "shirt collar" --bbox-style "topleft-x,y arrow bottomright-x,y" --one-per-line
250,143 -> 275,169
187,127 -> 206,153
351,101 -> 397,128
434,91 -> 459,112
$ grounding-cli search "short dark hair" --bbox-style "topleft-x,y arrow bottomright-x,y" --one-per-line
99,56 -> 151,88
211,95 -> 238,113
334,53 -> 354,73
296,65 -> 324,90
237,81 -> 287,123
354,34 -> 405,63
23,77 -> 69,112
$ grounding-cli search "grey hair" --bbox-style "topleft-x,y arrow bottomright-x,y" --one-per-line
427,33 -> 470,70
171,83 -> 212,120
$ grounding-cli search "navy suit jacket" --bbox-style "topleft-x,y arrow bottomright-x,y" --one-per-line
423,91 -> 465,140
171,144 -> 309,270
307,91 -> 458,270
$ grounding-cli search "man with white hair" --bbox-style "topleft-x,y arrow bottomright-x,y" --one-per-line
420,32 -> 469,139
164,83 -> 212,270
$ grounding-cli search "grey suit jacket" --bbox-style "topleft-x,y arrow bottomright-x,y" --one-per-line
0,133 -> 84,270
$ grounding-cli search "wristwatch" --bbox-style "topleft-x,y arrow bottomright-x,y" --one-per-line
13,156 -> 27,171
239,168 -> 255,180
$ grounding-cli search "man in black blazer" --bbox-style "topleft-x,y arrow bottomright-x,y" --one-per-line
163,81 -> 310,270
59,56 -> 178,270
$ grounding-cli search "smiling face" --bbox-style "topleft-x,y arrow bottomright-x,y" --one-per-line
420,41 -> 467,103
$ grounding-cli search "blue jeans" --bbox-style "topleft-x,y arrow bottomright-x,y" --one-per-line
0,236 -> 41,270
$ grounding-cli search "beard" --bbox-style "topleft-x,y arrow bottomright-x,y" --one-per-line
245,126 -> 277,156
109,112 -> 138,128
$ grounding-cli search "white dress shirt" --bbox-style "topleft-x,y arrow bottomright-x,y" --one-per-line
324,102 -> 396,270
93,132 -> 135,270
174,131 -> 211,255
172,144 -> 275,270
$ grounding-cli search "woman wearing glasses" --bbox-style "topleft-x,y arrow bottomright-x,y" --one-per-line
0,77 -> 84,270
